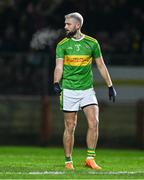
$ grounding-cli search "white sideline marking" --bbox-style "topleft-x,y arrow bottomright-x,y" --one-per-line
0,171 -> 143,175
29,171 -> 64,175
0,171 -> 64,175
88,171 -> 144,175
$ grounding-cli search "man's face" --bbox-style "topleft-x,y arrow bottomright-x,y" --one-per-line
64,18 -> 80,38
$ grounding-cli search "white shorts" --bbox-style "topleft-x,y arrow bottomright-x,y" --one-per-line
60,88 -> 98,111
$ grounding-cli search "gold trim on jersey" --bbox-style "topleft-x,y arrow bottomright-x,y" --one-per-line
58,38 -> 69,45
64,55 -> 92,66
85,35 -> 98,43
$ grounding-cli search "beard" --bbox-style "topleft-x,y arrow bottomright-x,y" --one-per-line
65,29 -> 77,38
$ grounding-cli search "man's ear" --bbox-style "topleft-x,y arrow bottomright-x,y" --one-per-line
76,22 -> 81,29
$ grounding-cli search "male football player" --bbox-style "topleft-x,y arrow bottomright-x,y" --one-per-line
54,12 -> 116,170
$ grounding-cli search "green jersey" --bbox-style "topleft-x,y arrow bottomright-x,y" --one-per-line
56,35 -> 102,90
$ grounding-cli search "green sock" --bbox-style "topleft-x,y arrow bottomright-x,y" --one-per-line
87,148 -> 96,158
65,156 -> 72,163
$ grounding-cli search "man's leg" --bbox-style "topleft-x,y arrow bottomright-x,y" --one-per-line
83,105 -> 99,149
83,105 -> 101,170
63,111 -> 77,169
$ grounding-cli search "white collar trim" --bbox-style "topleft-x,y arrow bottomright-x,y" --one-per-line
72,34 -> 85,41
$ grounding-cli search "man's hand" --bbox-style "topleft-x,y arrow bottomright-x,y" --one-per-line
108,86 -> 117,102
54,82 -> 62,95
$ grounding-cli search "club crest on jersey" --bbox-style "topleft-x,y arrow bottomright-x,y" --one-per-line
75,44 -> 81,51
67,47 -> 73,50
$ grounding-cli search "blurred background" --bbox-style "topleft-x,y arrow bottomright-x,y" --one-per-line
0,0 -> 144,149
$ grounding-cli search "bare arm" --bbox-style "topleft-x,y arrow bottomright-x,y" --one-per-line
95,56 -> 113,87
54,59 -> 64,83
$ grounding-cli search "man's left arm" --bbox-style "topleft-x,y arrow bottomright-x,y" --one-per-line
95,56 -> 117,102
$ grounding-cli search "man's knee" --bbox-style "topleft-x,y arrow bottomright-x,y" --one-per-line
65,119 -> 77,133
88,117 -> 99,129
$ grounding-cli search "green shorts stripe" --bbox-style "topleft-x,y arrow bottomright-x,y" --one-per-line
60,90 -> 63,110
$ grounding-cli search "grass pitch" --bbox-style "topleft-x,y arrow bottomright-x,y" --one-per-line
0,146 -> 143,179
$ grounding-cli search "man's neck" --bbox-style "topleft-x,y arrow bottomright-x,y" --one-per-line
73,31 -> 83,40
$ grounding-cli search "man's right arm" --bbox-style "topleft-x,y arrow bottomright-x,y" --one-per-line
54,59 -> 63,83
53,59 -> 63,94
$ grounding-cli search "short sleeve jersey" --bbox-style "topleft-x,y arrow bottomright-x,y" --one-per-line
56,35 -> 102,90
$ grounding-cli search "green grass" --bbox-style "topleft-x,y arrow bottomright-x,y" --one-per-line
0,147 -> 144,179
